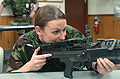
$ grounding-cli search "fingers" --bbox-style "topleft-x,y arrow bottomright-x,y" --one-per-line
29,51 -> 52,71
97,58 -> 117,74
34,59 -> 46,69
30,11 -> 35,17
33,47 -> 40,56
32,47 -> 52,63
98,58 -> 116,70
32,54 -> 51,70
35,54 -> 52,60
97,58 -> 112,72
34,58 -> 46,64
97,58 -> 107,74
33,47 -> 52,57
36,62 -> 46,68
104,58 -> 117,70
27,46 -> 52,71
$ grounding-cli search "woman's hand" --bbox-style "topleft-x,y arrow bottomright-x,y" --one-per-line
14,47 -> 52,72
93,58 -> 117,74
30,11 -> 35,18
27,47 -> 52,71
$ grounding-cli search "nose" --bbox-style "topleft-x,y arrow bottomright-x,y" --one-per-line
59,31 -> 66,40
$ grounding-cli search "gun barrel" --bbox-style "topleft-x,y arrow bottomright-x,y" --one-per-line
0,25 -> 35,31
87,47 -> 120,64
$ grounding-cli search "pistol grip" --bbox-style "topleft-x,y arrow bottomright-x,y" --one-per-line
60,59 -> 74,78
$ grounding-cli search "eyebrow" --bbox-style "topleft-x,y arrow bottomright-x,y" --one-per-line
52,26 -> 66,30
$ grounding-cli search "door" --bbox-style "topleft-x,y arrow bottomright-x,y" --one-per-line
65,0 -> 88,35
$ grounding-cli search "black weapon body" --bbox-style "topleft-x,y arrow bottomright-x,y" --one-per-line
24,38 -> 120,78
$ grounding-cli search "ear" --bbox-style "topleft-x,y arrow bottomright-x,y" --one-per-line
35,26 -> 41,35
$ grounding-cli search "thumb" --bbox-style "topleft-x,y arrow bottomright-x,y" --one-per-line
33,47 -> 40,56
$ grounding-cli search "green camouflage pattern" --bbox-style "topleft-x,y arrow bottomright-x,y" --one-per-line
2,0 -> 37,35
2,0 -> 37,17
6,25 -> 91,72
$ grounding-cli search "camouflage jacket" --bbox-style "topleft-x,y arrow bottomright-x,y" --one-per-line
2,0 -> 37,17
6,25 -> 93,72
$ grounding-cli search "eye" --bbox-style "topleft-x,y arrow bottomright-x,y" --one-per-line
53,31 -> 59,35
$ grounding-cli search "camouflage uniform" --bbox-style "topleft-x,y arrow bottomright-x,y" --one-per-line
1,0 -> 37,35
6,25 -> 93,72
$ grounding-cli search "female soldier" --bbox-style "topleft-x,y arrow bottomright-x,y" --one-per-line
6,5 -> 117,74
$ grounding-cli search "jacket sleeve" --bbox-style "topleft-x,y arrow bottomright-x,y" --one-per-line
6,36 -> 31,72
1,0 -> 12,7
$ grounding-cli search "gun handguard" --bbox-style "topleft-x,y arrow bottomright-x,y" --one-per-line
87,39 -> 120,64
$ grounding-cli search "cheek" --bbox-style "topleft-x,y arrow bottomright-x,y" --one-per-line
50,31 -> 66,39
43,33 -> 58,41
47,34 -> 59,39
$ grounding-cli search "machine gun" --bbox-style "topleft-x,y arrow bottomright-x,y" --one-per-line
24,25 -> 120,78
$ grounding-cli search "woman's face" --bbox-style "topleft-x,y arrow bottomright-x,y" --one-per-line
36,19 -> 67,43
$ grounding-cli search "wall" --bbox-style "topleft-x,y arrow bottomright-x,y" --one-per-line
88,0 -> 119,15
38,1 -> 65,13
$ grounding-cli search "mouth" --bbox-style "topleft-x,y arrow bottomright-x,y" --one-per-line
55,40 -> 64,43
48,40 -> 65,44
